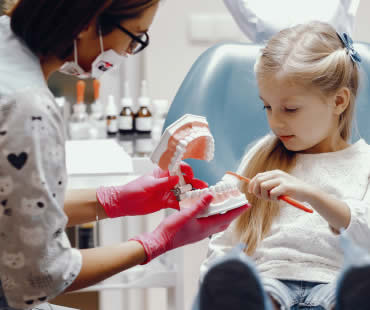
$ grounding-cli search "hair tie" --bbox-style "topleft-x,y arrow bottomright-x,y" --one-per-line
337,32 -> 362,64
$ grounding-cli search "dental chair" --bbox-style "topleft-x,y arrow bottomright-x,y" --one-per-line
164,42 -> 370,185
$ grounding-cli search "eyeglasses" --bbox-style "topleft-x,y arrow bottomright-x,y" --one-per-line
115,24 -> 149,55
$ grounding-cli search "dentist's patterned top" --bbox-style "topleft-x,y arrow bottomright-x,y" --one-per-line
0,15 -> 82,309
201,134 -> 370,284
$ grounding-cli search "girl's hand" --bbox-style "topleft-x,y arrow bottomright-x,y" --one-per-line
248,170 -> 315,203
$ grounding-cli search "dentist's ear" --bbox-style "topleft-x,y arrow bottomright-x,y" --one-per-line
333,87 -> 350,116
77,16 -> 98,39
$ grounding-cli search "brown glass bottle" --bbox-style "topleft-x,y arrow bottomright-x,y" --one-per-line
105,95 -> 118,136
135,106 -> 153,135
106,115 -> 118,136
119,106 -> 134,135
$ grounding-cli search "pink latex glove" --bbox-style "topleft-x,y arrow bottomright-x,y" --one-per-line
131,194 -> 250,264
152,162 -> 208,189
96,163 -> 207,218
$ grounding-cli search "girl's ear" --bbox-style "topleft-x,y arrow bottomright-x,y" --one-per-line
333,87 -> 350,116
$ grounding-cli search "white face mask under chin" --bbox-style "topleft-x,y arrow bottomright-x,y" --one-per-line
58,28 -> 128,80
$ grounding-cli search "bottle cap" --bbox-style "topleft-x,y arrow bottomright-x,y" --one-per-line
121,81 -> 133,107
105,95 -> 118,116
76,80 -> 86,104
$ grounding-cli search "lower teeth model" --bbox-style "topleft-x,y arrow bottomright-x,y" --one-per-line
150,114 -> 248,218
180,180 -> 248,218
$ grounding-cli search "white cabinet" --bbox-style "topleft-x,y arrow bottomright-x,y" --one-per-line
66,140 -> 184,310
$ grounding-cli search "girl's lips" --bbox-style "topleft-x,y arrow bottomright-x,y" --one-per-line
279,135 -> 295,140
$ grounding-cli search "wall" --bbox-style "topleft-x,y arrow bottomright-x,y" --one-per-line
353,0 -> 370,42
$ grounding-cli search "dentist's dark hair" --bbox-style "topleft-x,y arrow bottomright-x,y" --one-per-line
3,0 -> 159,59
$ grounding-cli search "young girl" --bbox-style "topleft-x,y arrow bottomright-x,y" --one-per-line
198,21 -> 370,310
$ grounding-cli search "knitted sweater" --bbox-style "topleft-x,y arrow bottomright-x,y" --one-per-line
200,136 -> 370,283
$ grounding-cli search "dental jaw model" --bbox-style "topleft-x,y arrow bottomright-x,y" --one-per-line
150,114 -> 248,218
180,179 -> 248,218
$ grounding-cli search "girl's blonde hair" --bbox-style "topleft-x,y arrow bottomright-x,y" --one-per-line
236,21 -> 359,255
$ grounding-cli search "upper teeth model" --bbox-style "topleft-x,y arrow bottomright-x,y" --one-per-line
151,114 -> 214,176
151,114 -> 248,218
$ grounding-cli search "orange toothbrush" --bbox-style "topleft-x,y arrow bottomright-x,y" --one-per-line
226,171 -> 313,213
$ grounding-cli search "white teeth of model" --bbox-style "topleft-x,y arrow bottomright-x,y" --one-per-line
189,133 -> 197,140
208,186 -> 216,195
168,158 -> 179,172
170,154 -> 182,172
175,152 -> 184,162
179,140 -> 187,147
225,182 -> 234,191
215,184 -> 223,193
176,144 -> 184,153
174,147 -> 183,158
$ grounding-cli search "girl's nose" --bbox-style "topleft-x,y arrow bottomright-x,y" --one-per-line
269,112 -> 285,129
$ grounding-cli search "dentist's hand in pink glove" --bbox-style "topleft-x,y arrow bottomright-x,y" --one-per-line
131,194 -> 250,264
96,162 -> 207,218
151,162 -> 208,190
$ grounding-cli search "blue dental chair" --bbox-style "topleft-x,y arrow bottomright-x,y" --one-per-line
164,42 -> 370,185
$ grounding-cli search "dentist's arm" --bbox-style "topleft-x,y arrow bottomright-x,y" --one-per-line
65,241 -> 146,291
64,188 -> 108,227
64,163 -> 207,226
65,194 -> 249,291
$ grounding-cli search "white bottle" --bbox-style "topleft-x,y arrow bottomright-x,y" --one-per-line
89,79 -> 107,139
119,81 -> 135,135
89,102 -> 106,139
135,80 -> 153,157
105,95 -> 118,136
69,80 -> 90,139
151,99 -> 170,144
135,80 -> 153,134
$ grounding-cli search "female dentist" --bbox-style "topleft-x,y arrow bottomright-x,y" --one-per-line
0,0 -> 248,309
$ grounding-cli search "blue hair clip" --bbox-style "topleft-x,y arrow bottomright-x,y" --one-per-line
337,32 -> 362,64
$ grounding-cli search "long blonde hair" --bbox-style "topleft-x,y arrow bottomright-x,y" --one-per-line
236,21 -> 359,255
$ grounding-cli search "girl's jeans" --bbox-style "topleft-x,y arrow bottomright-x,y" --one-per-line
263,278 -> 335,310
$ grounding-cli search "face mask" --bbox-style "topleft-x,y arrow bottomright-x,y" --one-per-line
59,27 -> 128,79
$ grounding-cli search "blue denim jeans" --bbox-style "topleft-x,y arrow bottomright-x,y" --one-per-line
262,278 -> 335,310
195,231 -> 370,310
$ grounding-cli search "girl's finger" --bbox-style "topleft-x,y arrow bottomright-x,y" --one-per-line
269,185 -> 286,201
260,179 -> 281,200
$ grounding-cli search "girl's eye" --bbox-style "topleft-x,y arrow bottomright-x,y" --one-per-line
263,105 -> 271,110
